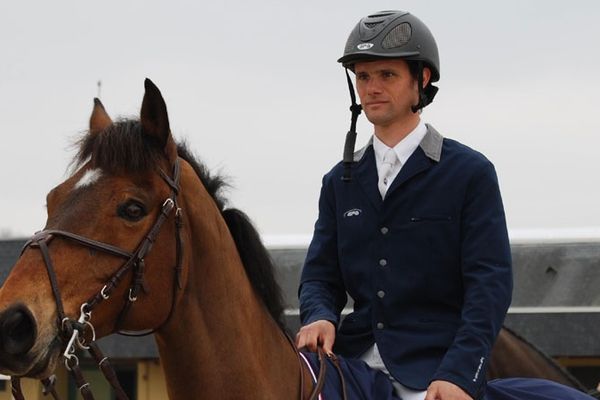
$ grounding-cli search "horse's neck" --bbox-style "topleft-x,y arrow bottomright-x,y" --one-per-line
154,184 -> 306,399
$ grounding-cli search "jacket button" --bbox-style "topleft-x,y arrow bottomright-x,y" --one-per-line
380,226 -> 389,235
377,290 -> 385,298
379,259 -> 387,267
377,322 -> 385,329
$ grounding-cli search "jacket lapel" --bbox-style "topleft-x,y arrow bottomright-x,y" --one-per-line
353,146 -> 382,211
385,147 -> 433,198
385,125 -> 443,199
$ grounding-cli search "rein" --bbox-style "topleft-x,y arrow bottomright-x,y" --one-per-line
284,333 -> 348,400
10,157 -> 344,400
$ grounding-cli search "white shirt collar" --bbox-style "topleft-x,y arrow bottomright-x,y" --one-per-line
372,120 -> 427,166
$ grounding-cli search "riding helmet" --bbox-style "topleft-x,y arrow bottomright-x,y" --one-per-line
338,10 -> 440,82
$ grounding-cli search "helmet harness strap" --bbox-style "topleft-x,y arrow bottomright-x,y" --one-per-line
342,68 -> 362,182
411,61 -> 426,113
411,61 -> 439,113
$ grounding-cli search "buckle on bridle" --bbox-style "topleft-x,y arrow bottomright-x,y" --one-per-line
162,198 -> 175,213
128,288 -> 138,302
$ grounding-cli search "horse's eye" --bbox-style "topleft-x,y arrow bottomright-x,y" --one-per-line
117,201 -> 147,222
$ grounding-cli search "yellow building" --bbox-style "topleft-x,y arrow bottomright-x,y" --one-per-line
0,360 -> 168,400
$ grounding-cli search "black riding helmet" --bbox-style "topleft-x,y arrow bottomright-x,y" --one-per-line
339,10 -> 440,181
339,10 -> 440,82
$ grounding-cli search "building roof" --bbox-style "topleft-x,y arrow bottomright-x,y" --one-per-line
0,239 -> 24,284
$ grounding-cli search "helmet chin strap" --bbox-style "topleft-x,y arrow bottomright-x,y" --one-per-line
342,68 -> 362,182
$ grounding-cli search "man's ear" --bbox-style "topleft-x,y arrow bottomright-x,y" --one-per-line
422,67 -> 432,88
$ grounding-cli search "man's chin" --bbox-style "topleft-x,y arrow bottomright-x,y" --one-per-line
363,110 -> 393,126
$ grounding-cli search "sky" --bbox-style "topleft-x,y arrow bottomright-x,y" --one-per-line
0,1 -> 599,244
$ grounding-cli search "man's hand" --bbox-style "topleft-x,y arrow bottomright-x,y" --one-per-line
295,320 -> 336,355
425,380 -> 472,400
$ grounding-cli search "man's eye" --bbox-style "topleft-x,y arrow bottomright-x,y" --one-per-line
356,73 -> 369,81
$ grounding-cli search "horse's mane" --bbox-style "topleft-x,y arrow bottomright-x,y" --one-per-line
74,119 -> 286,330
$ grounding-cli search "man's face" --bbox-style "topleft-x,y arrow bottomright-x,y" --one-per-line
354,59 -> 423,129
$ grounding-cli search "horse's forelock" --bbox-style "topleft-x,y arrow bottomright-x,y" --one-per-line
74,119 -> 164,175
72,118 -> 228,211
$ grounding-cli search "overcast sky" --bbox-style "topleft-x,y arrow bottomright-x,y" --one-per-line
1,1 -> 599,243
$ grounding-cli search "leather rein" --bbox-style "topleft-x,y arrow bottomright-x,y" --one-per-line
10,157 -> 344,400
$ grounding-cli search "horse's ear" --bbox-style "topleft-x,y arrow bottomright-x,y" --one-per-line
90,98 -> 113,134
141,78 -> 177,162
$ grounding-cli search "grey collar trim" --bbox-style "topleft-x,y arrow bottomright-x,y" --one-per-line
352,124 -> 444,163
420,124 -> 443,162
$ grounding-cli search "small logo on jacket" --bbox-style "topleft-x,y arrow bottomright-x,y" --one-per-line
343,208 -> 362,218
472,357 -> 485,382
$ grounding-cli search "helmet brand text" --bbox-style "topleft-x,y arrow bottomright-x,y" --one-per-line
357,43 -> 374,50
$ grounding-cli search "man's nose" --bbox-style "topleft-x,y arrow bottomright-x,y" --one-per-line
366,78 -> 383,95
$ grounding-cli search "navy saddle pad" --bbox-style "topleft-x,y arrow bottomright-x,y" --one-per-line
301,352 -> 595,400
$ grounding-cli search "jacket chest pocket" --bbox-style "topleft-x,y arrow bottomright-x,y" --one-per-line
410,215 -> 453,223
400,213 -> 459,266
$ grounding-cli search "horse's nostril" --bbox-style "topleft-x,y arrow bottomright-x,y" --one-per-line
0,305 -> 37,356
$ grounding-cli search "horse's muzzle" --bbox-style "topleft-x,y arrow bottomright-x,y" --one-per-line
0,304 -> 37,371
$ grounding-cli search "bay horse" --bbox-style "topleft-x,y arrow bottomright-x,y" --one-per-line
0,79 -> 595,400
488,326 -> 589,391
0,79 -> 310,399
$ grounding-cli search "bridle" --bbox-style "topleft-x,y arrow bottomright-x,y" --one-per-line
9,156 -> 345,400
13,158 -> 183,400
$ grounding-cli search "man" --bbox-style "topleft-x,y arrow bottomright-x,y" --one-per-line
296,10 -> 512,400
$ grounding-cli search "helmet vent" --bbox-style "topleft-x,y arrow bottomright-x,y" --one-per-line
368,12 -> 395,18
365,22 -> 383,29
382,22 -> 412,49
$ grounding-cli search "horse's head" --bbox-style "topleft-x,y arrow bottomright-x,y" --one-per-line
0,79 -> 187,379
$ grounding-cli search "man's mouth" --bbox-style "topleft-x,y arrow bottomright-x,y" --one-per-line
365,101 -> 388,107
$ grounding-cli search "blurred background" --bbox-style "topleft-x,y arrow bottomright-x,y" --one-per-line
1,0 -> 598,244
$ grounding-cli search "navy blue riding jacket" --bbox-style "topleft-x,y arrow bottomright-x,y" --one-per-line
299,125 -> 513,398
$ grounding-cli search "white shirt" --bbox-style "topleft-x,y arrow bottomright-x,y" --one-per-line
372,120 -> 427,197
361,344 -> 427,400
